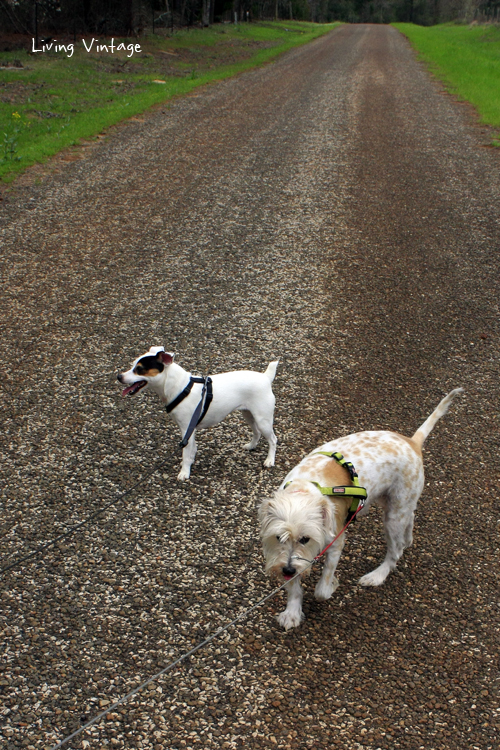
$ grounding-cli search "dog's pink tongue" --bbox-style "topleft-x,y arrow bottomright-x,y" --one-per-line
121,384 -> 137,397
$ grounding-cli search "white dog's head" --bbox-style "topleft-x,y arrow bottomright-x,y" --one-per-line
259,482 -> 339,581
117,346 -> 174,397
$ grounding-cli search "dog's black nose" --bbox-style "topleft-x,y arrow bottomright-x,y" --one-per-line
282,565 -> 297,577
117,373 -> 123,383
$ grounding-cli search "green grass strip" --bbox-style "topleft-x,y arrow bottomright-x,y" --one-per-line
0,21 -> 340,182
394,22 -> 500,138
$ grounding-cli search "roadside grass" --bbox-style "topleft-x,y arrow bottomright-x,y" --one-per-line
0,21 -> 340,181
394,22 -> 500,142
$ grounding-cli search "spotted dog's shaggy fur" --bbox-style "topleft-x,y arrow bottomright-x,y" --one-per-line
259,389 -> 463,629
118,346 -> 278,481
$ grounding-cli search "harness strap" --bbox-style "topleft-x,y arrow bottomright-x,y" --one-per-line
179,376 -> 213,448
284,451 -> 367,524
314,451 -> 361,485
197,377 -> 213,426
165,376 -> 205,414
314,451 -> 367,523
308,482 -> 367,501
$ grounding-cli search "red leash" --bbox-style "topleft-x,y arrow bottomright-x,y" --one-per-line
313,504 -> 363,561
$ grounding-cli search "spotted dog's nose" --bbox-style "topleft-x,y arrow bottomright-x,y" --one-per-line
117,372 -> 124,383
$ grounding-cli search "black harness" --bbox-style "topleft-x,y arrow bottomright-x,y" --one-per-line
165,376 -> 213,448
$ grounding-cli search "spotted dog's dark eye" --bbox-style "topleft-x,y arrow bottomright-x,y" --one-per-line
276,536 -> 281,542
299,536 -> 310,545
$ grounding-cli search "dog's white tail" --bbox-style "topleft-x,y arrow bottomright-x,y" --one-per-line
412,388 -> 464,449
264,360 -> 279,382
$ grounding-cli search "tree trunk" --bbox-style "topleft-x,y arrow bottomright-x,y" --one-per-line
124,0 -> 134,34
202,0 -> 210,26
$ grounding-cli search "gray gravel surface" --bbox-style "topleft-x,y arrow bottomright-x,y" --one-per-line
0,23 -> 498,750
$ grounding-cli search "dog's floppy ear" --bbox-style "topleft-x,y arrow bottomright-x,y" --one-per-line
157,351 -> 174,366
258,497 -> 270,523
320,497 -> 336,537
258,497 -> 274,535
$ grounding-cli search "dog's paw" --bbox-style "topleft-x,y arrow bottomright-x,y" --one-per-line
263,457 -> 275,468
359,564 -> 390,587
243,440 -> 259,451
277,609 -> 303,630
314,577 -> 339,601
177,469 -> 190,481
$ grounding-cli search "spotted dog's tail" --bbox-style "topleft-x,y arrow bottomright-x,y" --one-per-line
264,360 -> 279,383
412,388 -> 464,449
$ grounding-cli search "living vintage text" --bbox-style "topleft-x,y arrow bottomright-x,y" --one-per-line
31,38 -> 142,58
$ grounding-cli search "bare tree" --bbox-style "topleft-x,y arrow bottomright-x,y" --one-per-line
202,0 -> 210,25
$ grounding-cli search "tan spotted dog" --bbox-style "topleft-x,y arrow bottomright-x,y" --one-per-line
118,346 -> 278,481
259,389 -> 463,629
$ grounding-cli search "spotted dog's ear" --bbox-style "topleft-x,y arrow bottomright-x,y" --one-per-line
158,351 -> 174,366
258,497 -> 270,523
320,497 -> 336,537
258,497 -> 275,536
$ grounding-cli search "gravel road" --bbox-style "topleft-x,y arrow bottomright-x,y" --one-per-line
0,23 -> 498,750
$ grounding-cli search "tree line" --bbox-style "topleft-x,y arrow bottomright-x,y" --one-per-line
1,0 -> 499,38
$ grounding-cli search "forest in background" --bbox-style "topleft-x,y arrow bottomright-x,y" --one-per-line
2,0 -> 500,38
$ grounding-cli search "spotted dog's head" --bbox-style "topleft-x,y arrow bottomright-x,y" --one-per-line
259,482 -> 337,582
117,346 -> 174,397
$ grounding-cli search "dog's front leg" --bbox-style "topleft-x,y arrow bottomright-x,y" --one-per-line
315,536 -> 345,600
277,576 -> 304,630
178,433 -> 197,481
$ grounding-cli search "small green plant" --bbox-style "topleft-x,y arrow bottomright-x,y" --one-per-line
2,112 -> 22,162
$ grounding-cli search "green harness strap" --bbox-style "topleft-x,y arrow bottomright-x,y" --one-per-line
284,451 -> 367,520
313,451 -> 367,517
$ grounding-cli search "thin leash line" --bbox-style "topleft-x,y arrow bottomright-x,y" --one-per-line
48,578 -> 295,750
1,341 -> 194,577
0,463 -> 163,578
47,508 -> 361,750
314,505 -> 362,560
2,344 -> 197,577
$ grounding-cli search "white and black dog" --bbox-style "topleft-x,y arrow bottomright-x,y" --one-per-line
259,388 -> 463,629
118,347 -> 278,480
